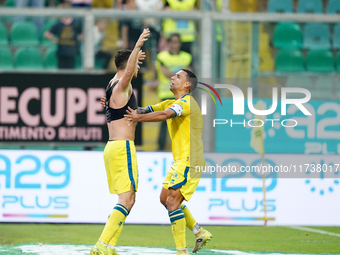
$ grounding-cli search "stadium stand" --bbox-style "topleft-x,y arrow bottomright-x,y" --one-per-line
297,0 -> 323,13
44,46 -> 58,69
327,0 -> 340,13
41,19 -> 58,46
10,21 -> 39,46
303,23 -> 331,49
0,21 -> 8,45
337,51 -> 340,71
0,46 -> 13,69
306,49 -> 335,72
333,23 -> 340,49
267,0 -> 294,13
273,22 -> 302,49
15,46 -> 43,69
276,48 -> 304,72
4,0 -> 15,7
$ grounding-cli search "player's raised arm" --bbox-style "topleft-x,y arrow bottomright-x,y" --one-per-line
117,28 -> 150,91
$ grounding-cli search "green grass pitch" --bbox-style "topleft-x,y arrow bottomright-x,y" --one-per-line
0,224 -> 339,254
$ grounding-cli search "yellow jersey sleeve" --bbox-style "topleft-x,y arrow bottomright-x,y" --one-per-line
169,95 -> 190,117
149,100 -> 175,112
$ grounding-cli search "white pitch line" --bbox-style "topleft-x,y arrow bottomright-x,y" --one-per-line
289,226 -> 340,238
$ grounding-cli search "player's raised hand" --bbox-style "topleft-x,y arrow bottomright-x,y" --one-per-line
100,97 -> 105,108
135,28 -> 150,49
138,50 -> 146,65
125,106 -> 139,126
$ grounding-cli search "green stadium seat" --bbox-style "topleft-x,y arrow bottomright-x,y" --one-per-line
76,55 -> 82,70
0,47 -> 13,69
4,0 -> 15,7
10,21 -> 39,46
315,77 -> 334,89
15,46 -> 43,69
286,77 -> 314,89
273,22 -> 302,49
297,0 -> 323,13
310,88 -> 334,100
303,23 -> 331,50
337,52 -> 340,72
333,24 -> 340,49
327,0 -> 340,13
306,50 -> 335,72
44,47 -> 58,69
41,20 -> 58,46
276,49 -> 304,72
268,0 -> 293,13
56,146 -> 84,150
0,22 -> 8,45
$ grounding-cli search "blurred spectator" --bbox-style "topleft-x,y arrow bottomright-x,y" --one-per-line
154,33 -> 192,150
135,0 -> 163,66
14,0 -> 45,32
120,0 -> 143,50
162,0 -> 196,54
44,2 -> 83,69
92,0 -> 114,8
94,19 -> 112,69
71,0 -> 92,7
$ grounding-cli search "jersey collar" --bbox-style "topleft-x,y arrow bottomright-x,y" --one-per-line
181,94 -> 189,99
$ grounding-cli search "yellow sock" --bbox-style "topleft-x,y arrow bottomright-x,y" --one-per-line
99,204 -> 129,244
169,208 -> 186,249
181,204 -> 197,231
108,223 -> 124,246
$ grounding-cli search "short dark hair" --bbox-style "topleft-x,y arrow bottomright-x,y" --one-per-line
168,33 -> 181,43
181,69 -> 197,92
114,49 -> 132,70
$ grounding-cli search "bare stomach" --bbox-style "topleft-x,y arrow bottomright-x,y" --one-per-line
107,117 -> 136,141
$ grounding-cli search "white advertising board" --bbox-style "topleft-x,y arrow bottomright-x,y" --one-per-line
0,150 -> 339,226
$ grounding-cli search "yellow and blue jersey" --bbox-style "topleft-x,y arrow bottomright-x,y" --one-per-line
149,94 -> 204,167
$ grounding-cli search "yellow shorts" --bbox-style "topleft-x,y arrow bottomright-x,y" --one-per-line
162,161 -> 203,201
103,140 -> 138,195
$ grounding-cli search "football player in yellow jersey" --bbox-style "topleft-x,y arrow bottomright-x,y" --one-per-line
125,69 -> 212,254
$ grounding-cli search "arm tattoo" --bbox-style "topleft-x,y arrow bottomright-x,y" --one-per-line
170,112 -> 177,118
137,107 -> 151,114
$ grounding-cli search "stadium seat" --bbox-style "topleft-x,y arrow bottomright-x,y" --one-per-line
10,21 -> 39,46
41,20 -> 58,46
4,0 -> 15,7
333,23 -> 340,49
286,77 -> 314,88
303,23 -> 331,50
44,47 -> 58,69
273,22 -> 302,49
0,22 -> 8,45
76,55 -> 82,69
275,49 -> 304,72
310,88 -> 334,100
267,0 -> 293,13
306,49 -> 335,72
327,0 -> 340,13
0,47 -> 13,69
337,52 -> 340,71
15,46 -> 43,69
297,0 -> 323,13
315,77 -> 334,89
